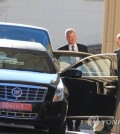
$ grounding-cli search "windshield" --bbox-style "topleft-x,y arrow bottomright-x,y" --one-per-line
0,24 -> 53,58
0,48 -> 56,73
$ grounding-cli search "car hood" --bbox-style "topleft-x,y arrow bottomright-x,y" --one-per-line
0,69 -> 58,84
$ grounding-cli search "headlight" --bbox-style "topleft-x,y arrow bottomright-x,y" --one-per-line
53,79 -> 64,102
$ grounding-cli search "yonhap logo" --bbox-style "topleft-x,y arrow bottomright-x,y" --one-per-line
87,116 -> 99,128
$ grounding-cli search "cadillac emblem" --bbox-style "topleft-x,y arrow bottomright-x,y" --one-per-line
12,87 -> 22,97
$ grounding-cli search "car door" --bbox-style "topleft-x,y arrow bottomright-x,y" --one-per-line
53,50 -> 93,71
54,51 -> 118,120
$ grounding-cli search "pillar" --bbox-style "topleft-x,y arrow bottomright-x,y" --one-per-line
102,0 -> 120,53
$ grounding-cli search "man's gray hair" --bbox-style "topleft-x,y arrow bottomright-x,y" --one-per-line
117,33 -> 120,39
65,28 -> 76,37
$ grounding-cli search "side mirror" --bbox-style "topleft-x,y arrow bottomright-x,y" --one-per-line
60,68 -> 82,78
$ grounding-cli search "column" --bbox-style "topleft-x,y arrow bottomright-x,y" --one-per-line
102,0 -> 120,53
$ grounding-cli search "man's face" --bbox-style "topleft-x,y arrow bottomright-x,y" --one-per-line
117,37 -> 120,48
66,32 -> 76,45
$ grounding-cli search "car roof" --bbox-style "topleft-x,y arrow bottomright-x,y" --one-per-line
0,39 -> 46,51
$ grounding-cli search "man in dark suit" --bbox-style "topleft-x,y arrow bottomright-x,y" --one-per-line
95,34 -> 120,134
114,33 -> 120,53
58,28 -> 88,53
109,33 -> 120,134
58,28 -> 88,132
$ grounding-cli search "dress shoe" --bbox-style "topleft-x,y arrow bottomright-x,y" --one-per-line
75,126 -> 80,132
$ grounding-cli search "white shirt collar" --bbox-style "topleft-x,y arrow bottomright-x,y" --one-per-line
69,43 -> 78,51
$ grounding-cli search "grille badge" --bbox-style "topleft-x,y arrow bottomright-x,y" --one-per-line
12,87 -> 22,97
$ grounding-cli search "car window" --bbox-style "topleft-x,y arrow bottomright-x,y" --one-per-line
73,54 -> 117,77
0,25 -> 53,58
0,25 -> 50,47
0,48 -> 56,73
53,51 -> 93,71
76,58 -> 111,76
59,56 -> 81,71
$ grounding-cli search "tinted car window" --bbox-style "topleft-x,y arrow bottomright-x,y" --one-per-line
55,52 -> 92,71
59,56 -> 80,71
0,48 -> 56,73
0,25 -> 53,58
76,58 -> 111,76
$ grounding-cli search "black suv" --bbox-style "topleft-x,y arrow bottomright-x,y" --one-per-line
0,39 -> 67,134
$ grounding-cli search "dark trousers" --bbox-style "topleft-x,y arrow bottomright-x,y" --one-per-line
67,119 -> 81,128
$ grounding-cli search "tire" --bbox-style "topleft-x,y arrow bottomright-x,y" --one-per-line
49,122 -> 66,134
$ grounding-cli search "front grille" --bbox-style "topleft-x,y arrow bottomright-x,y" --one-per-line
0,110 -> 38,119
0,83 -> 48,102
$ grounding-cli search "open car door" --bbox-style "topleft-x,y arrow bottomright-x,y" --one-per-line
54,51 -> 118,120
53,50 -> 93,71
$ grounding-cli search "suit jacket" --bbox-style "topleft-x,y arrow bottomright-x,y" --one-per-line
114,48 -> 120,53
58,43 -> 88,53
111,49 -> 120,133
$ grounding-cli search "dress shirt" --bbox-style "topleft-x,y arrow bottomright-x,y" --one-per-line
69,44 -> 78,52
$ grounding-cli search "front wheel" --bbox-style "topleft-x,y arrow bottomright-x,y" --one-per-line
49,122 -> 66,134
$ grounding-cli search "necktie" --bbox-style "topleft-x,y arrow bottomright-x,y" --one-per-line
71,46 -> 76,63
72,46 -> 75,51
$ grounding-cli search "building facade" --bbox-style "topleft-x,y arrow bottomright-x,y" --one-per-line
102,0 -> 120,53
0,0 -> 104,52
